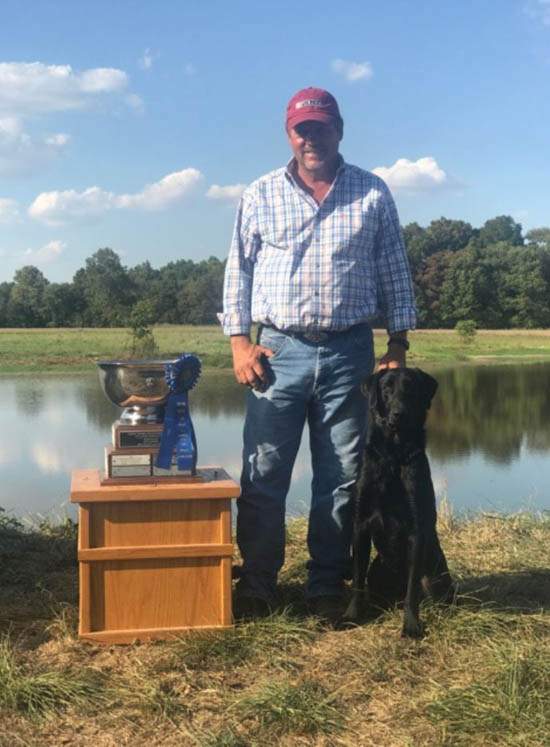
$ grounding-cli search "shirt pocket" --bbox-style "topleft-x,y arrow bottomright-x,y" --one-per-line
257,206 -> 312,252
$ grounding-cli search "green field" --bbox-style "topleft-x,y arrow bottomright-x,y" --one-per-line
2,326 -> 550,373
1,509 -> 549,746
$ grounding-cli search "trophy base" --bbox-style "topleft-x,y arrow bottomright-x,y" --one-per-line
112,421 -> 164,449
104,444 -> 199,484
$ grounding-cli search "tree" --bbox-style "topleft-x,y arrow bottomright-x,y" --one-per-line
414,251 -> 455,327
424,217 -> 474,254
440,245 -> 505,328
479,215 -> 523,247
73,248 -> 133,326
177,256 -> 225,324
126,299 -> 158,357
0,282 -> 12,327
402,222 -> 427,274
43,283 -> 82,327
7,266 -> 49,327
455,320 -> 477,343
496,244 -> 550,328
525,227 -> 550,251
154,259 -> 196,323
402,217 -> 474,275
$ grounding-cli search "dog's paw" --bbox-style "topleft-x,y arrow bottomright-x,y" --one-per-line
401,620 -> 425,639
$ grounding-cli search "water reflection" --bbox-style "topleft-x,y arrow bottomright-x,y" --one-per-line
1,363 -> 550,518
428,363 -> 550,463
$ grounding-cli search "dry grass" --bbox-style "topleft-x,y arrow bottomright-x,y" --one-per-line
0,510 -> 549,746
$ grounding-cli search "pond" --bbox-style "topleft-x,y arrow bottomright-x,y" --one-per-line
1,363 -> 550,521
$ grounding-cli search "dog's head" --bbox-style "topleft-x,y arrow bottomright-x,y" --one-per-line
363,368 -> 438,431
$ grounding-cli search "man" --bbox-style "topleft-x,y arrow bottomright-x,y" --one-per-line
220,87 -> 417,624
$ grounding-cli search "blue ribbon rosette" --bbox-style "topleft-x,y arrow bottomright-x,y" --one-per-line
155,354 -> 201,473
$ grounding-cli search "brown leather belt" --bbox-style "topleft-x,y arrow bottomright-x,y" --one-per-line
261,324 -> 358,345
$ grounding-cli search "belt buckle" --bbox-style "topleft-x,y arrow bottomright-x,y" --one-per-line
303,330 -> 329,344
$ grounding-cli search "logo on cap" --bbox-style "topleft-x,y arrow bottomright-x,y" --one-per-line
296,99 -> 324,109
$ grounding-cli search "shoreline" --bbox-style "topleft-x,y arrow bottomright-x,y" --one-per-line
3,325 -> 550,374
3,355 -> 550,376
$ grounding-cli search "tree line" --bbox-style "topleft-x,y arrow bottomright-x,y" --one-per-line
1,215 -> 549,329
0,250 -> 225,328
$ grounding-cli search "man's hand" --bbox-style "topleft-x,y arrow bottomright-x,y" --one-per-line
377,335 -> 408,371
231,335 -> 275,390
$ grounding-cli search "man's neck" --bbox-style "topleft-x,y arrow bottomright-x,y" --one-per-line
292,158 -> 339,202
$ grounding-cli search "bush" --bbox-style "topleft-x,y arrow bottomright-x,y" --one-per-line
455,320 -> 477,344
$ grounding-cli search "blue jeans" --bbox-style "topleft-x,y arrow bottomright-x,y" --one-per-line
236,323 -> 374,602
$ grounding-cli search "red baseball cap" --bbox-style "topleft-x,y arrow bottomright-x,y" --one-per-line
285,87 -> 342,131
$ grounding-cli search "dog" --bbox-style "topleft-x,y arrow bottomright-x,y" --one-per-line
343,368 -> 454,637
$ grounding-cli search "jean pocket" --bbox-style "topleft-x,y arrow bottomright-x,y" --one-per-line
258,328 -> 289,360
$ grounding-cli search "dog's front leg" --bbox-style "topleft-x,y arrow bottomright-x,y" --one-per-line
402,530 -> 424,638
342,520 -> 371,624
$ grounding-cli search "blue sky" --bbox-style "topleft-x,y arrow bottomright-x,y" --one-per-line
0,0 -> 549,283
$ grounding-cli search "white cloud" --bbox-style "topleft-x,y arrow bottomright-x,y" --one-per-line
29,168 -> 204,224
44,133 -> 70,147
0,115 -> 70,174
372,157 -> 449,193
331,58 -> 373,82
24,239 -> 66,263
118,169 -> 204,210
29,186 -> 114,224
125,93 -> 145,113
0,62 -> 129,116
0,61 -> 138,173
206,183 -> 246,205
0,116 -> 20,136
0,197 -> 19,222
139,49 -> 154,70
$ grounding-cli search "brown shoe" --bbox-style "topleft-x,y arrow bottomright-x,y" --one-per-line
307,595 -> 344,627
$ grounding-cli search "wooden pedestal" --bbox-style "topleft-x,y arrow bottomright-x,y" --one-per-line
70,468 -> 239,643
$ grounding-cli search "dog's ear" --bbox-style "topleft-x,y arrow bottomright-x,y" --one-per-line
361,373 -> 376,399
415,369 -> 438,407
363,371 -> 382,409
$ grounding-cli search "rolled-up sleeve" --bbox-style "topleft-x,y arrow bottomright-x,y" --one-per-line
218,189 -> 261,336
374,184 -> 418,333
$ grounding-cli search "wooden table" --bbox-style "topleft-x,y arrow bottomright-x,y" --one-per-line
70,468 -> 239,643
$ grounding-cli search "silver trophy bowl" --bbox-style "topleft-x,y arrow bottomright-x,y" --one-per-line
97,359 -> 178,424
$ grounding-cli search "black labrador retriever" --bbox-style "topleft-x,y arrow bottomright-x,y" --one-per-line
343,368 -> 454,637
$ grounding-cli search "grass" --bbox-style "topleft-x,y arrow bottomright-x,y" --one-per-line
0,506 -> 549,745
3,326 -> 550,373
233,678 -> 343,737
0,636 -> 109,719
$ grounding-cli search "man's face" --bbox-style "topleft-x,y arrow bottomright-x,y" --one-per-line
287,120 -> 342,175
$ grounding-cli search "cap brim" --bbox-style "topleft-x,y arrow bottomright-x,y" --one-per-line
286,110 -> 338,130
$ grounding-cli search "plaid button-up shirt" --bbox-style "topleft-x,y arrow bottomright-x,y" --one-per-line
220,157 -> 417,336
